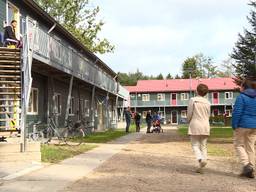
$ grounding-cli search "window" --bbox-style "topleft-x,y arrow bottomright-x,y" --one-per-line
142,94 -> 150,101
225,109 -> 232,117
142,111 -> 148,118
7,2 -> 20,39
69,97 -> 75,115
28,88 -> 38,115
181,93 -> 189,101
225,92 -> 233,100
53,93 -> 61,115
157,93 -> 165,101
130,94 -> 135,99
84,99 -> 90,117
181,110 -> 187,118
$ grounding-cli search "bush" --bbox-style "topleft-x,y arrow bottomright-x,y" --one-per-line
210,115 -> 231,126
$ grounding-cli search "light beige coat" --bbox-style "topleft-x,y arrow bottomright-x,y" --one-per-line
187,96 -> 211,136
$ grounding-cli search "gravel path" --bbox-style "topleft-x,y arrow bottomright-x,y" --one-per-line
64,129 -> 256,192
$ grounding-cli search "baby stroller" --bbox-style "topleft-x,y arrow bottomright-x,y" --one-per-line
151,119 -> 163,133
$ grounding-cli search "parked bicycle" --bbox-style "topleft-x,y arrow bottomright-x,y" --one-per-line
29,117 -> 85,146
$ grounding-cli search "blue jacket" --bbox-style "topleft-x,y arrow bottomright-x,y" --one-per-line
232,88 -> 256,129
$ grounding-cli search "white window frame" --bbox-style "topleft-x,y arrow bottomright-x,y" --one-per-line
181,110 -> 187,118
225,109 -> 232,117
27,88 -> 39,115
157,93 -> 165,101
180,93 -> 189,101
53,93 -> 62,115
6,1 -> 20,40
142,94 -> 150,102
225,92 -> 233,100
68,97 -> 75,116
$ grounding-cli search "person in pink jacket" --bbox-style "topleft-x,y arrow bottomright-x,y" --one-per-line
187,84 -> 211,173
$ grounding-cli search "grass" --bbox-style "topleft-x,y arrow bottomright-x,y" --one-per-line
41,144 -> 97,163
178,126 -> 233,139
207,144 -> 234,157
177,125 -> 234,157
41,124 -> 142,163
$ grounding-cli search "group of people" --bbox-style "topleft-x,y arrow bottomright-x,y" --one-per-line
124,108 -> 162,133
188,80 -> 256,178
124,107 -> 141,133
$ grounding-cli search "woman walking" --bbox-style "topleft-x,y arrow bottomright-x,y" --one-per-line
187,84 -> 211,173
233,79 -> 256,178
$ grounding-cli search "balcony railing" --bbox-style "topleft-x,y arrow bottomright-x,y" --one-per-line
31,25 -> 117,94
130,98 -> 235,107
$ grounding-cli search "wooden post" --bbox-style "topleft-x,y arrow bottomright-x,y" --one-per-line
114,95 -> 119,129
90,86 -> 96,129
64,76 -> 73,126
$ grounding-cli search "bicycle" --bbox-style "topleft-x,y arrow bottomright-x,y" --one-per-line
29,117 -> 85,146
62,118 -> 85,146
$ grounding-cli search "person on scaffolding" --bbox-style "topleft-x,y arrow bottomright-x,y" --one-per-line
4,20 -> 21,48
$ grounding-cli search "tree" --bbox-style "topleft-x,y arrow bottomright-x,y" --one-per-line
156,73 -> 164,80
35,0 -> 114,54
174,74 -> 181,79
231,1 -> 256,84
166,73 -> 173,79
217,58 -> 235,77
182,57 -> 201,79
182,54 -> 217,79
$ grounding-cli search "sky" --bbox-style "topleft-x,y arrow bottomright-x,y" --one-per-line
92,0 -> 250,77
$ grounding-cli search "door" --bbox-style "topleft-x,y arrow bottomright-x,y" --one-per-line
171,93 -> 177,106
171,111 -> 178,124
212,92 -> 219,104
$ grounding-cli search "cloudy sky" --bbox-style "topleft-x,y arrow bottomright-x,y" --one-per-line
93,0 -> 250,77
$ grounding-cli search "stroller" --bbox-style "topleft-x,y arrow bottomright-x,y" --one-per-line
151,119 -> 163,133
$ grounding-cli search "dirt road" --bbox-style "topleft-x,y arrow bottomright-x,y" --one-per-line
64,129 -> 256,192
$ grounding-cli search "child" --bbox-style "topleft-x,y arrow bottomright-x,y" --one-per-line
187,84 -> 211,173
233,79 -> 256,178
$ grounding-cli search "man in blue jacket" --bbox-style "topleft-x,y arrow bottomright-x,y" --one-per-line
232,79 -> 256,178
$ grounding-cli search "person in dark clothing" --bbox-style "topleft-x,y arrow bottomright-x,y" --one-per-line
146,110 -> 152,133
124,107 -> 131,133
4,20 -> 20,47
134,112 -> 141,132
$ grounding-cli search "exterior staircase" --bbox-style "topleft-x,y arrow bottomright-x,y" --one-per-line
0,48 -> 21,134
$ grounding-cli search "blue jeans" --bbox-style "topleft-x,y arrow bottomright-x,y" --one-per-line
126,120 -> 131,132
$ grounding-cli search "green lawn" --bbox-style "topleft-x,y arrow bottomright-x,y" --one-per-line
178,126 -> 233,138
178,126 -> 234,157
41,144 -> 97,163
41,124 -> 144,163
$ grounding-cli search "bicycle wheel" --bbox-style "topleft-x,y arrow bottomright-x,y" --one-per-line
63,128 -> 85,146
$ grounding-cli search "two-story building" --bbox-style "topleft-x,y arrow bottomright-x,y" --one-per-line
126,78 -> 238,125
0,0 -> 128,149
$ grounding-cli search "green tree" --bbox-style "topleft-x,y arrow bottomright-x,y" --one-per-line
166,73 -> 173,79
156,73 -> 164,80
35,0 -> 114,54
182,57 -> 201,79
182,54 -> 217,79
231,1 -> 256,84
174,74 -> 181,79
